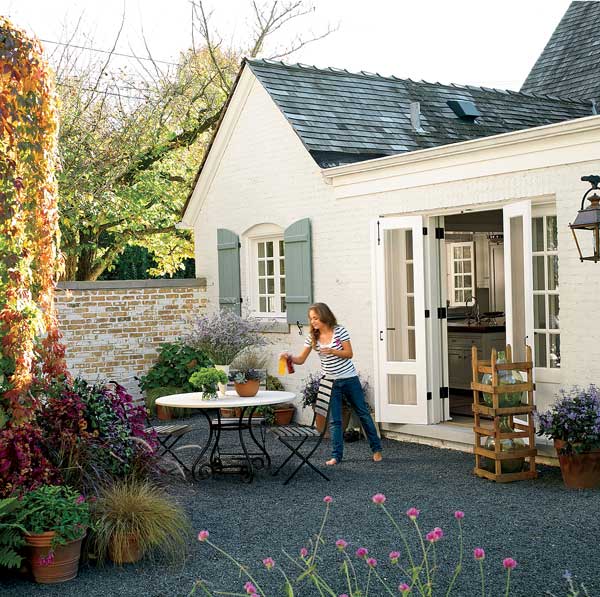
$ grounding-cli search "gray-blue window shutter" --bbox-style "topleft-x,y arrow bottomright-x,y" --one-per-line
284,218 -> 313,325
217,228 -> 241,315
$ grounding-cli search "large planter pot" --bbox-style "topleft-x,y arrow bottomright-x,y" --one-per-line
25,531 -> 84,584
156,404 -> 173,420
214,364 -> 229,396
273,404 -> 295,426
315,404 -> 351,438
234,379 -> 260,397
108,533 -> 143,565
554,439 -> 600,489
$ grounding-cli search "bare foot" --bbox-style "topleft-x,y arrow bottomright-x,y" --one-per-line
372,452 -> 383,462
325,458 -> 338,466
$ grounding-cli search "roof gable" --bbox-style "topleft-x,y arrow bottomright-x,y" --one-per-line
248,59 -> 591,168
521,1 -> 600,101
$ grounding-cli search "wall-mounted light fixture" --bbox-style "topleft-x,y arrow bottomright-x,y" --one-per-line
570,175 -> 600,263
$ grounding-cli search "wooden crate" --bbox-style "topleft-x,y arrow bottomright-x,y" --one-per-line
471,344 -> 537,483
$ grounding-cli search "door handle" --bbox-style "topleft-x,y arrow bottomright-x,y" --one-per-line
379,331 -> 383,341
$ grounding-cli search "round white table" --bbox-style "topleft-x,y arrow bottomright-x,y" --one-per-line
155,390 -> 296,482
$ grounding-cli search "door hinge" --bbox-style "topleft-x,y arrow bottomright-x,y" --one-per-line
427,391 -> 432,401
377,220 -> 381,245
439,386 -> 449,399
435,227 -> 445,239
437,307 -> 447,319
239,297 -> 243,304
238,241 -> 241,248
425,309 -> 430,318
423,227 -> 428,236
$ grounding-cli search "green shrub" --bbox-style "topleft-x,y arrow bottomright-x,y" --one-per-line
139,343 -> 212,393
145,386 -> 193,418
0,497 -> 25,569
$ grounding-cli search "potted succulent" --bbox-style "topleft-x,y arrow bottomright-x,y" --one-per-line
229,368 -> 264,397
536,385 -> 600,489
91,478 -> 189,565
265,374 -> 295,425
189,368 -> 228,400
17,485 -> 92,583
183,310 -> 267,395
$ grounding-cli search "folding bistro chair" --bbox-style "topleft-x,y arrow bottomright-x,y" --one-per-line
270,377 -> 333,485
122,383 -> 194,473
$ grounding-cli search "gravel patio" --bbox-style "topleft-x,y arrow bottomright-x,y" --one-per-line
1,417 -> 596,597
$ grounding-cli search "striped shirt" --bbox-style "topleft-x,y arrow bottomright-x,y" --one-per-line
304,325 -> 357,379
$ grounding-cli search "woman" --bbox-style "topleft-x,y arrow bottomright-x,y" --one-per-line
281,303 -> 382,466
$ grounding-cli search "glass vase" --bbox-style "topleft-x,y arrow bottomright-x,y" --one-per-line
481,351 -> 525,407
482,416 -> 526,474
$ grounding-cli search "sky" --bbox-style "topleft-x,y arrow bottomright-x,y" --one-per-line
2,0 -> 576,90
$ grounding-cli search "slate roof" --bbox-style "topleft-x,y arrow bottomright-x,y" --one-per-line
247,59 -> 592,168
521,1 -> 600,101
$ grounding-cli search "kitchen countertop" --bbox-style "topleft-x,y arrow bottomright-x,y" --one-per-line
447,318 -> 506,333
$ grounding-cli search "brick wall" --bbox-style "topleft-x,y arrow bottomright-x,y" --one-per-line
55,279 -> 208,397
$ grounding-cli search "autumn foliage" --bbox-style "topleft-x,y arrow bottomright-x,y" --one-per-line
0,18 -> 66,423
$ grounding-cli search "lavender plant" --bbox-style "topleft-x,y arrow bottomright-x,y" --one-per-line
536,385 -> 600,454
183,310 -> 267,365
190,494 -> 520,597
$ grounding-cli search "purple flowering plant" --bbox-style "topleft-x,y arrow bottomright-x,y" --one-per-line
184,310 -> 267,366
536,385 -> 600,454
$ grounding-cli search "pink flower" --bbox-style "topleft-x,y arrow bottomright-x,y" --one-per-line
336,539 -> 348,551
339,594 -> 349,597
503,557 -> 517,570
263,557 -> 275,570
433,527 -> 443,539
37,551 -> 55,567
323,495 -> 333,503
75,495 -> 85,505
355,547 -> 368,558
406,507 -> 420,520
389,550 -> 400,564
198,530 -> 209,542
366,557 -> 377,568
454,510 -> 464,520
399,582 -> 411,594
473,547 -> 485,561
244,581 -> 257,594
300,547 -> 308,558
371,493 -> 386,505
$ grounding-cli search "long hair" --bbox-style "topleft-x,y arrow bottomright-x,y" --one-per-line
308,303 -> 337,348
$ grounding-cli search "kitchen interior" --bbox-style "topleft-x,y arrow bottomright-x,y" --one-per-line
444,210 -> 507,418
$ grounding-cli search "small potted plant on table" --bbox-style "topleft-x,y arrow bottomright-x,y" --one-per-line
18,485 -> 91,583
189,368 -> 228,400
229,368 -> 264,397
536,385 -> 600,489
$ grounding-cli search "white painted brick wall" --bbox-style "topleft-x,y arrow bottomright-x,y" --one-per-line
193,74 -> 600,419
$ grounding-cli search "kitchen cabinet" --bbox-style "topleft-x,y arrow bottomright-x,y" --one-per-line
448,329 -> 506,390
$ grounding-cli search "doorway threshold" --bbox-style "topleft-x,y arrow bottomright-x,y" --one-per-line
380,421 -> 558,466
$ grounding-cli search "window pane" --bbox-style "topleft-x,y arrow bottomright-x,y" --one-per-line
464,289 -> 472,302
259,297 -> 266,312
534,295 -> 546,329
455,261 -> 463,274
463,246 -> 471,258
533,256 -> 545,291
454,246 -> 461,259
259,279 -> 266,294
258,243 -> 265,258
267,260 -> 274,275
408,329 -> 416,360
281,297 -> 286,313
280,278 -> 285,293
463,261 -> 472,273
279,240 -> 285,256
267,296 -> 275,312
387,374 -> 417,405
547,255 -> 558,291
407,296 -> 414,327
535,333 -> 547,367
549,295 -> 559,329
266,242 -> 273,257
464,274 -> 472,288
455,290 -> 462,303
267,278 -> 274,294
406,263 -> 414,293
258,261 -> 265,276
546,216 -> 558,250
532,218 -> 544,252
454,275 -> 463,288
405,230 -> 413,260
280,258 -> 285,275
549,334 -> 561,368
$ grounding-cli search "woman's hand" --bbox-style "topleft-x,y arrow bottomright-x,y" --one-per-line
319,347 -> 334,355
279,351 -> 289,360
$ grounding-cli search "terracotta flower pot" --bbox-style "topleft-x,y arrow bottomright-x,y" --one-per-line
108,533 -> 143,565
156,404 -> 173,420
25,531 -> 85,584
234,379 -> 260,397
554,439 -> 600,489
314,404 -> 351,438
273,405 -> 295,425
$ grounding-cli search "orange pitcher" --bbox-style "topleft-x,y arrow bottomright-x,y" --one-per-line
278,355 -> 287,375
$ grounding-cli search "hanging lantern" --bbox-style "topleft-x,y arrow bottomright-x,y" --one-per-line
570,175 -> 600,263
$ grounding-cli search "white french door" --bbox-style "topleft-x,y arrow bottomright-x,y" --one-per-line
503,202 -> 534,364
374,216 -> 428,424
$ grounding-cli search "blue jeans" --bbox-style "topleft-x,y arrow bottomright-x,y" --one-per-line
329,376 -> 382,462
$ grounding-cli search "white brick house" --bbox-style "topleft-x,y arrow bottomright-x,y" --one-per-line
182,1 -> 600,454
